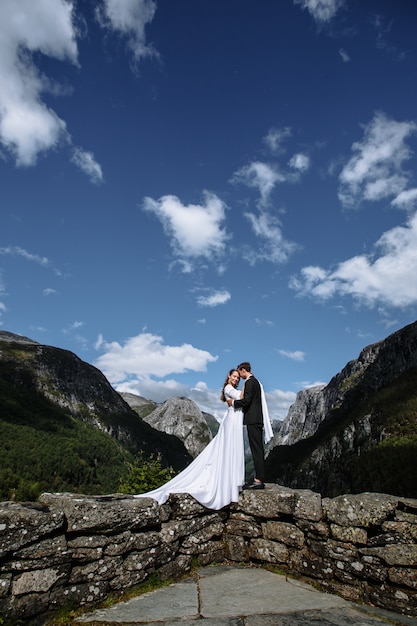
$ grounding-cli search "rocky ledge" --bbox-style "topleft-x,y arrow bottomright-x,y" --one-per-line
1,486 -> 416,623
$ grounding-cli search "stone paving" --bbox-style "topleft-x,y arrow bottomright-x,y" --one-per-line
76,565 -> 417,625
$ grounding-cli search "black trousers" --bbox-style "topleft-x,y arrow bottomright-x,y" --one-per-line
247,424 -> 264,482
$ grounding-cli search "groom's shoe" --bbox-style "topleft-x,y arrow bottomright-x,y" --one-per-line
244,481 -> 264,490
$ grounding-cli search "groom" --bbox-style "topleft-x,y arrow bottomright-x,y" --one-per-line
227,361 -> 265,490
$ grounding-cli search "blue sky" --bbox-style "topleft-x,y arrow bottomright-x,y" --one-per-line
2,0 -> 417,422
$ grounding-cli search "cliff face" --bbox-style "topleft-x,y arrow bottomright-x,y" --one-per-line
0,331 -> 192,498
265,320 -> 417,497
271,385 -> 326,446
123,394 -> 213,458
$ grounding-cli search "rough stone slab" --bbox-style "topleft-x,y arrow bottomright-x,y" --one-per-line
39,493 -> 160,533
244,606 -> 402,625
158,617 -> 242,626
73,565 -> 415,625
76,577 -> 198,623
324,493 -> 398,527
0,501 -> 64,557
12,567 -> 66,595
198,567 -> 348,619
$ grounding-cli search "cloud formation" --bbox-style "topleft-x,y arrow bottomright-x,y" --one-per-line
0,272 -> 6,324
244,210 -> 298,265
391,188 -> 417,211
291,111 -> 417,310
289,153 -> 311,173
196,290 -> 231,307
71,148 -> 104,184
143,192 -> 230,269
290,210 -> 417,308
294,0 -> 344,24
338,112 -> 417,208
0,0 -> 157,176
0,246 -> 50,267
0,0 -> 77,166
263,126 -> 292,154
94,332 -> 218,383
96,0 -> 157,64
278,349 -> 306,362
231,162 -> 285,207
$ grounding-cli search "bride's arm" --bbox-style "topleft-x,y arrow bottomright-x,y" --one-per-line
225,384 -> 242,400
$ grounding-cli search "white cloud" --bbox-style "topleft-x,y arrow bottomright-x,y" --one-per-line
244,210 -> 298,265
391,188 -> 417,211
290,210 -> 417,308
255,318 -> 275,327
231,161 -> 285,207
0,303 -> 6,326
289,153 -> 311,172
95,332 -> 218,383
63,321 -> 85,335
71,147 -> 104,184
0,0 -> 78,166
143,192 -> 230,267
0,1 -> 155,171
115,377 -> 191,404
263,127 -> 292,154
265,389 -> 297,422
338,112 -> 417,208
0,272 -> 6,324
43,288 -> 59,296
0,246 -> 50,266
294,0 -> 344,24
71,321 -> 84,330
278,350 -> 306,362
339,48 -> 350,62
95,334 -> 104,350
96,0 -> 158,64
197,290 -> 231,307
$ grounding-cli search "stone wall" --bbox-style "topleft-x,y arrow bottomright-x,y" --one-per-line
1,485 -> 417,623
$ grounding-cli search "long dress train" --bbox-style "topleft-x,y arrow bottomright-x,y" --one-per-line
134,384 -> 244,510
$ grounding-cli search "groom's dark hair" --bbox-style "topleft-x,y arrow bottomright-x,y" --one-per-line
237,361 -> 251,372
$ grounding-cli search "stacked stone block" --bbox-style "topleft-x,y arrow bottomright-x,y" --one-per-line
1,485 -> 416,623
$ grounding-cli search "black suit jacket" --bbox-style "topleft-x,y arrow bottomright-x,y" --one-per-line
233,375 -> 263,426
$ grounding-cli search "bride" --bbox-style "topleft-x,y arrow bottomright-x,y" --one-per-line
134,369 -> 245,510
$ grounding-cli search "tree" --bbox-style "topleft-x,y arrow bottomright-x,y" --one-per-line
119,452 -> 175,494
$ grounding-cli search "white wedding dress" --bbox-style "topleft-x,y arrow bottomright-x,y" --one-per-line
134,384 -> 245,510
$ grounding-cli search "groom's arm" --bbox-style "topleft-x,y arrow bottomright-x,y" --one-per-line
233,377 -> 254,410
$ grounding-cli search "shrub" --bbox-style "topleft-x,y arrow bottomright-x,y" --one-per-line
119,452 -> 175,494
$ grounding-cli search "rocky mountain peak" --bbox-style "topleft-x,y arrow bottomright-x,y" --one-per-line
265,320 -> 417,497
274,321 -> 417,447
140,396 -> 213,458
0,331 -> 39,345
272,384 -> 326,446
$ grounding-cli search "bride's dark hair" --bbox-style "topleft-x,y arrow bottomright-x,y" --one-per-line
220,369 -> 239,402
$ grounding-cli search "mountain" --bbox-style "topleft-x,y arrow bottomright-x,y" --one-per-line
265,320 -> 417,498
123,394 -> 213,458
0,332 -> 191,501
270,384 -> 326,447
202,411 -> 220,436
120,392 -> 158,418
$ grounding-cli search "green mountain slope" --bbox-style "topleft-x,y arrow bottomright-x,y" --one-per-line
265,367 -> 417,498
0,332 -> 191,501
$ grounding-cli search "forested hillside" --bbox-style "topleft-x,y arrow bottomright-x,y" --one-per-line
0,332 -> 191,501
